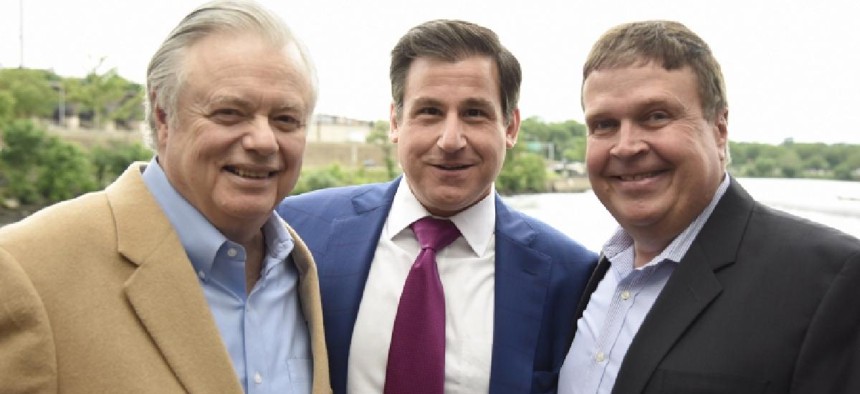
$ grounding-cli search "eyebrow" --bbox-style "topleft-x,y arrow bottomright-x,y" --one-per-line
409,97 -> 496,110
208,95 -> 306,114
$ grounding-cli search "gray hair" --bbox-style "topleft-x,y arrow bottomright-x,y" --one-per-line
143,0 -> 317,148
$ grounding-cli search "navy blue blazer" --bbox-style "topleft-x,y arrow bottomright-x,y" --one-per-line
278,177 -> 597,393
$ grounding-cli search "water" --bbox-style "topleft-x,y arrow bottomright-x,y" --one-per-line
502,178 -> 860,253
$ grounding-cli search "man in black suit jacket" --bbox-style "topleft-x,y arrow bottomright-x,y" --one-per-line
558,20 -> 860,393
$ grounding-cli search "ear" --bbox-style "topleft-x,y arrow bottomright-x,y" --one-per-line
714,108 -> 729,162
389,102 -> 399,144
151,90 -> 171,154
504,108 -> 521,148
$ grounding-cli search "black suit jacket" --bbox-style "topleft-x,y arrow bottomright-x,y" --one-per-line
576,177 -> 860,393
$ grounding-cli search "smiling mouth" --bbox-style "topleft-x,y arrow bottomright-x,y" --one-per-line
435,164 -> 470,170
225,166 -> 276,179
616,170 -> 664,181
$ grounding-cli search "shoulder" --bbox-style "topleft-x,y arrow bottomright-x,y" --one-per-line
737,202 -> 860,283
278,181 -> 393,220
0,191 -> 111,251
751,202 -> 859,256
497,199 -> 598,261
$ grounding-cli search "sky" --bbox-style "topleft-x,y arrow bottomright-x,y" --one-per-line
1,0 -> 859,144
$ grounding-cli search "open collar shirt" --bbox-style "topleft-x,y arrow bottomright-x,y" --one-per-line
141,159 -> 312,394
558,174 -> 730,394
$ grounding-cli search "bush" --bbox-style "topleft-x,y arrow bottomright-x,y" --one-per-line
292,164 -> 396,195
90,142 -> 153,187
497,147 -> 548,194
0,121 -> 97,204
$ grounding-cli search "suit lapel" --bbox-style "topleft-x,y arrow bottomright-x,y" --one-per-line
613,178 -> 754,393
489,198 -> 554,391
286,225 -> 331,394
320,180 -> 398,391
575,254 -> 610,320
108,164 -> 242,394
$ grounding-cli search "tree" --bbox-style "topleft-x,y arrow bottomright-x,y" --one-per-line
0,68 -> 58,119
0,120 -> 97,204
66,60 -> 143,129
518,116 -> 587,163
497,143 -> 547,194
366,120 -> 398,179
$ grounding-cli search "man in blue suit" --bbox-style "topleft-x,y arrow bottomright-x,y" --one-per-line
278,19 -> 597,393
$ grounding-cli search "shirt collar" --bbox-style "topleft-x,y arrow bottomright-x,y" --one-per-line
603,173 -> 731,269
386,176 -> 496,256
141,158 -> 294,276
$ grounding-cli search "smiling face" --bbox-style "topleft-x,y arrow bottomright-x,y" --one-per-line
583,62 -> 727,257
155,31 -> 312,241
390,55 -> 520,217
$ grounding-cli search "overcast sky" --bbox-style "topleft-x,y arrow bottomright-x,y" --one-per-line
1,0 -> 858,144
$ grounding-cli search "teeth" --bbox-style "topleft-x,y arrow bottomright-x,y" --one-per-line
232,168 -> 270,179
620,172 -> 658,181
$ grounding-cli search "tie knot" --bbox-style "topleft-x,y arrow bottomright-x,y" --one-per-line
411,217 -> 461,252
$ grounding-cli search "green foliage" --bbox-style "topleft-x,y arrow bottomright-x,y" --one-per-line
519,117 -> 587,162
0,68 -> 59,119
66,61 -> 144,129
90,142 -> 153,187
0,90 -> 16,125
0,120 -> 98,204
291,164 -> 396,195
366,120 -> 398,179
0,65 -> 144,131
497,144 -> 548,194
728,141 -> 860,180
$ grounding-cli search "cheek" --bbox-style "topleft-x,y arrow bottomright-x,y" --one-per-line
584,141 -> 604,168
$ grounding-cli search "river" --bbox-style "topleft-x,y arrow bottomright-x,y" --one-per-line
503,177 -> 860,253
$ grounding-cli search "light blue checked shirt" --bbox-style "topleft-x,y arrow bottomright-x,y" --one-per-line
141,159 -> 312,394
558,174 -> 730,394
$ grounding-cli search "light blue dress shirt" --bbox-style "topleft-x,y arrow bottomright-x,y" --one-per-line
558,175 -> 730,394
141,159 -> 312,394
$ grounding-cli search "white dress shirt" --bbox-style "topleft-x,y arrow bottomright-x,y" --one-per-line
558,175 -> 730,394
348,178 -> 497,394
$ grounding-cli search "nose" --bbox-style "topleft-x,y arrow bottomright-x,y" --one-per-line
437,115 -> 466,152
243,117 -> 279,155
609,122 -> 647,158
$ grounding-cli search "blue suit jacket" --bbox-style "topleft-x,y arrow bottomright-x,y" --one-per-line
278,178 -> 597,393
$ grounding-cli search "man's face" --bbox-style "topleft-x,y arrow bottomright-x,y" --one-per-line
390,55 -> 519,217
155,32 -> 311,239
583,62 -> 727,247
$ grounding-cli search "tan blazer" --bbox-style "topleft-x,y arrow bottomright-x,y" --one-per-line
0,163 -> 330,393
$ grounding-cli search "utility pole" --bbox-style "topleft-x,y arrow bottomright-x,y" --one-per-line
19,0 -> 24,68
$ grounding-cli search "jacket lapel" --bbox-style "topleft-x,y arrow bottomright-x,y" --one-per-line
286,225 -> 332,394
109,164 -> 242,394
489,197 -> 554,391
575,254 -> 610,320
319,180 -> 398,391
613,178 -> 754,393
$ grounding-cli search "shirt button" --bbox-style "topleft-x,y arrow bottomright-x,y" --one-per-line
621,290 -> 631,300
227,248 -> 238,257
197,270 -> 206,280
595,352 -> 606,363
254,372 -> 263,384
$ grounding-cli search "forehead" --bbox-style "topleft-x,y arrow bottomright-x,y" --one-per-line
582,63 -> 700,114
181,32 -> 312,101
403,56 -> 501,103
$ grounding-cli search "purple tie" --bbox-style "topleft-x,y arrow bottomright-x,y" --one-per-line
384,217 -> 461,394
